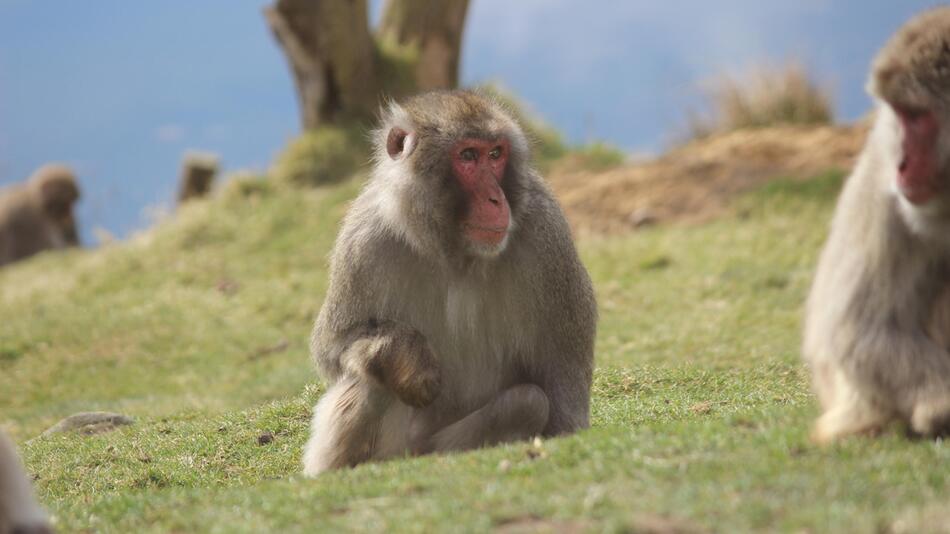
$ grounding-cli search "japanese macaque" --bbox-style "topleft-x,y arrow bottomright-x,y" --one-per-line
302,91 -> 597,475
804,7 -> 950,443
0,430 -> 51,534
0,164 -> 80,267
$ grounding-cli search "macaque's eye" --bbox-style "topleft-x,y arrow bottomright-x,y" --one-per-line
488,146 -> 503,160
460,147 -> 478,162
902,107 -> 927,120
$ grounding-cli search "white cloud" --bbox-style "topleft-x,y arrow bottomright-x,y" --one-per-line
154,124 -> 185,143
202,123 -> 230,142
465,0 -> 838,86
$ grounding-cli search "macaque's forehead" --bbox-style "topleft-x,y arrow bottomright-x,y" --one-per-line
403,92 -> 513,138
32,164 -> 76,183
872,7 -> 950,104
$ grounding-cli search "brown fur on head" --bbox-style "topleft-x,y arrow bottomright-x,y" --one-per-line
27,164 -> 80,245
863,7 -> 950,211
28,164 -> 79,218
870,7 -> 950,109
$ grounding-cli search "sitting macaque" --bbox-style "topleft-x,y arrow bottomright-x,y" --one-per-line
302,91 -> 597,475
0,164 -> 80,267
804,7 -> 950,442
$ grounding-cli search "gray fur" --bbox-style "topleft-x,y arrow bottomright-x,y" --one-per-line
302,91 -> 596,475
804,7 -> 950,443
0,430 -> 51,534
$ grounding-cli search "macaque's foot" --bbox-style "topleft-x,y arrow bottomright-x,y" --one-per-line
811,405 -> 887,445
11,522 -> 54,534
911,395 -> 950,437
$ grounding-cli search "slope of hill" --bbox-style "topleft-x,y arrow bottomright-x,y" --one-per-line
550,123 -> 867,233
2,126 -> 948,532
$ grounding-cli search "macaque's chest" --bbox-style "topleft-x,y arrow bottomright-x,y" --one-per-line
385,274 -> 532,412
44,222 -> 67,249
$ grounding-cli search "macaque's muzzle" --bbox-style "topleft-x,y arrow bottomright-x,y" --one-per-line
462,170 -> 509,246
896,106 -> 940,205
452,137 -> 511,247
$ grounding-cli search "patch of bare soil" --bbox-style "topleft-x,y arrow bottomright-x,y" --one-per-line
493,516 -> 589,534
548,123 -> 869,234
889,504 -> 950,534
493,514 -> 706,534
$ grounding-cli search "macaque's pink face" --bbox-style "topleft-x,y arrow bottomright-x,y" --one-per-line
894,105 -> 941,205
450,137 -> 511,247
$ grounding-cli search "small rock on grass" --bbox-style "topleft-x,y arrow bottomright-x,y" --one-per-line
627,514 -> 708,534
629,207 -> 658,228
257,432 -> 275,446
42,412 -> 134,437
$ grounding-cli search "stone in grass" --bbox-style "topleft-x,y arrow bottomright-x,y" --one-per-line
257,432 -> 275,446
42,412 -> 134,437
629,207 -> 658,228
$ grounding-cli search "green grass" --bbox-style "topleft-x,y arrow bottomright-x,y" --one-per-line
3,170 -> 949,532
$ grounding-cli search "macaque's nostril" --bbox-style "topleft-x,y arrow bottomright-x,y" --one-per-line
488,197 -> 500,206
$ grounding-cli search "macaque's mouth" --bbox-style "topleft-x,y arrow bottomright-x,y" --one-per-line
897,170 -> 938,205
463,223 -> 508,246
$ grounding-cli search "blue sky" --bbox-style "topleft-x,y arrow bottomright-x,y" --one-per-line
0,1 -> 939,240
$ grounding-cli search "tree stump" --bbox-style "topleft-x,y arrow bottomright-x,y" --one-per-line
176,151 -> 219,204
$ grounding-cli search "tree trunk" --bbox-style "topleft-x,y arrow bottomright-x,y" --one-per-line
264,0 -> 379,129
378,0 -> 470,91
265,0 -> 470,130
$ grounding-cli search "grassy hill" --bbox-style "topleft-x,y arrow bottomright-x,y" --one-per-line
2,163 -> 949,532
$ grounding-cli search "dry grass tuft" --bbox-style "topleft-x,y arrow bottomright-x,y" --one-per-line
687,62 -> 834,140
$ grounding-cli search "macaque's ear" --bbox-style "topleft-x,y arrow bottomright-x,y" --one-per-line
386,127 -> 416,160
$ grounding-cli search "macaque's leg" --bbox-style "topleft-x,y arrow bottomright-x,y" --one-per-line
302,377 -> 395,476
429,384 -> 549,453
